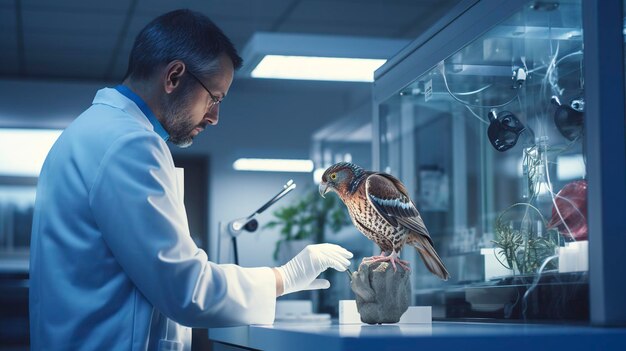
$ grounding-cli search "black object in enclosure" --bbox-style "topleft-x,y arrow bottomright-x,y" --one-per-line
487,110 -> 535,152
552,96 -> 584,141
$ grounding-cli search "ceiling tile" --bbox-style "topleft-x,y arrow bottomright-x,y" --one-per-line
134,0 -> 294,21
286,0 -> 423,27
4,0 -> 461,81
25,51 -> 109,79
198,0 -> 295,21
278,19 -> 399,37
24,32 -> 118,54
22,9 -> 125,35
133,0 -> 198,17
21,0 -> 129,14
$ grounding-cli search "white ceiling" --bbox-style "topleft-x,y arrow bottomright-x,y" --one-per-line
0,0 -> 461,82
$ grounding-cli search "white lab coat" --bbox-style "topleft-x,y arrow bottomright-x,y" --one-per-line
29,87 -> 276,350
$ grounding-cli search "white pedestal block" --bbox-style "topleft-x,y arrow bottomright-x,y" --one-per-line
339,300 -> 431,324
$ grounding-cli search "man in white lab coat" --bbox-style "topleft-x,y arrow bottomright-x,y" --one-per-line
29,9 -> 352,350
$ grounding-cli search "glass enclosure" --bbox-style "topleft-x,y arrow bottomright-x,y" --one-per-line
377,0 -> 588,322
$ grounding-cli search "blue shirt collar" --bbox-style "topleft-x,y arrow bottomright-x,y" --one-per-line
114,85 -> 169,141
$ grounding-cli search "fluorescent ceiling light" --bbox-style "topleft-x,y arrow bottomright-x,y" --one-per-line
0,128 -> 63,177
240,33 -> 408,82
233,158 -> 314,172
251,55 -> 386,82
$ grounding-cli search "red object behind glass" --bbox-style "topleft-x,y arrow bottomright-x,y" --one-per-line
547,179 -> 588,240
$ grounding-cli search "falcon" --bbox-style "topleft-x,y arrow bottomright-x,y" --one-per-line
319,162 -> 449,280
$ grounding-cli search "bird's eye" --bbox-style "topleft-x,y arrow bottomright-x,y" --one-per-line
330,173 -> 337,180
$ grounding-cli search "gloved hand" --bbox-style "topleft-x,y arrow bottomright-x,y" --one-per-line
275,244 -> 353,296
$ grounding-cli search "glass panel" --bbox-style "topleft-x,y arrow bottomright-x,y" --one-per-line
378,0 -> 587,322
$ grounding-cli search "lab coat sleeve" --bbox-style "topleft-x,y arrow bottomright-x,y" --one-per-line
88,131 -> 276,327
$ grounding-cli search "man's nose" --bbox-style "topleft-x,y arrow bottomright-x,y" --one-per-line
206,105 -> 219,125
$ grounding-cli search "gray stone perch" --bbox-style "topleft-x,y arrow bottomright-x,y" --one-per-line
350,260 -> 411,324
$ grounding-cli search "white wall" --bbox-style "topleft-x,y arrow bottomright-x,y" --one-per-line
0,78 -> 370,268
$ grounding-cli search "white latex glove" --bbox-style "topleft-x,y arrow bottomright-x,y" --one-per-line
276,244 -> 353,296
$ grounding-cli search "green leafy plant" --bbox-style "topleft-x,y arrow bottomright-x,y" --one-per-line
492,202 -> 559,275
264,188 -> 351,260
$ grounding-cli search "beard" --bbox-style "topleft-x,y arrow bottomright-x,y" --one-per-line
161,88 -> 207,148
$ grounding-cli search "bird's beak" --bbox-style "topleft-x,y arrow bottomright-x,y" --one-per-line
319,182 -> 330,198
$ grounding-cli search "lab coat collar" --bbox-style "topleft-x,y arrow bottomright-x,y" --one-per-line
113,85 -> 169,141
93,86 -> 170,142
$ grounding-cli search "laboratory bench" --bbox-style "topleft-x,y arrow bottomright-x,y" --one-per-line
207,321 -> 626,351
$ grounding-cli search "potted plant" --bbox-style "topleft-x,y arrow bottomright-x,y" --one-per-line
264,188 -> 351,263
491,202 -> 559,276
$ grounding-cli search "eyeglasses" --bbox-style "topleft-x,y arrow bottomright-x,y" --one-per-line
186,70 -> 223,111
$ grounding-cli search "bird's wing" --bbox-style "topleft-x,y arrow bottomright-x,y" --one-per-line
365,173 -> 433,243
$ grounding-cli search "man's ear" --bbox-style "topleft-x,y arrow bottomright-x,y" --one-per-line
164,60 -> 186,94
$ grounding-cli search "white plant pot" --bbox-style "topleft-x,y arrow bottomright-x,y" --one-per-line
481,248 -> 516,280
558,240 -> 588,273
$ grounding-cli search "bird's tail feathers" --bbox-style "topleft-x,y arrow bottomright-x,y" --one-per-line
411,235 -> 450,281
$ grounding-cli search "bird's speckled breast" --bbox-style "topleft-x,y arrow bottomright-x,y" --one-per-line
343,188 -> 397,252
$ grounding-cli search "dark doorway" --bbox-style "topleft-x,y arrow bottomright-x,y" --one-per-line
172,155 -> 211,351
